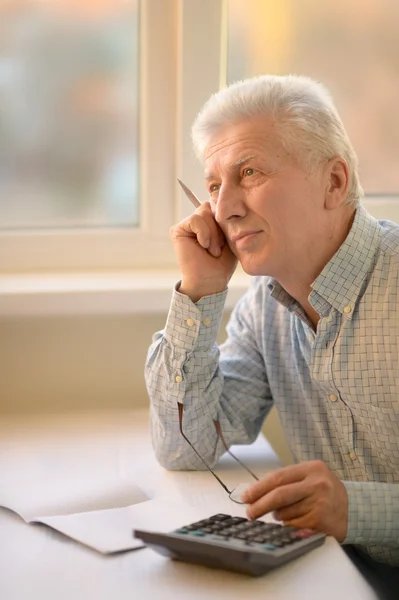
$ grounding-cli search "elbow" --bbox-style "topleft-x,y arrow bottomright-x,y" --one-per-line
152,444 -> 212,472
154,450 -> 184,472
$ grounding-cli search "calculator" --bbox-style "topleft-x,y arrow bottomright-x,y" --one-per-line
134,513 -> 326,576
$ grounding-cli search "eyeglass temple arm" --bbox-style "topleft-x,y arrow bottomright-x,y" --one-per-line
177,403 -> 232,494
213,420 -> 259,481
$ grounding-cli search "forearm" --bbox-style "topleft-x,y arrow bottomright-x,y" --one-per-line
146,281 -> 273,471
146,285 -> 230,470
343,481 -> 399,555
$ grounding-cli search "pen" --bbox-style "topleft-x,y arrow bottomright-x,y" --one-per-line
177,178 -> 202,208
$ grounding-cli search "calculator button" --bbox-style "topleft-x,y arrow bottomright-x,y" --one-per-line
210,523 -> 226,532
234,531 -> 254,540
259,524 -> 280,533
234,523 -> 247,531
229,517 -> 247,524
279,537 -> 293,545
220,518 -> 237,527
262,544 -> 277,551
224,527 -> 241,535
208,514 -> 230,522
293,529 -> 316,540
174,528 -> 189,534
190,530 -> 206,536
190,520 -> 209,528
282,526 -> 297,533
238,521 -> 258,532
252,536 -> 268,543
249,526 -> 267,537
234,533 -> 250,540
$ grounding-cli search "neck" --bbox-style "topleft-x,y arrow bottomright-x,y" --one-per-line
278,207 -> 356,331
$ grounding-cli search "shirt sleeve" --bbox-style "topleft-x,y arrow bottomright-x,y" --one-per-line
145,281 -> 273,470
343,480 -> 399,557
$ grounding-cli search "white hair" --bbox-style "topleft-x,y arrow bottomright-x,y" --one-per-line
192,75 -> 363,207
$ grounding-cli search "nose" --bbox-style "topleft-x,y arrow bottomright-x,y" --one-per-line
213,183 -> 247,225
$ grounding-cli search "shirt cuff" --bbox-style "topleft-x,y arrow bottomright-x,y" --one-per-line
163,282 -> 228,352
343,481 -> 399,547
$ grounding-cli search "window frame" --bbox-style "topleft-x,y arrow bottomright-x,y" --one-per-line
0,0 -> 215,272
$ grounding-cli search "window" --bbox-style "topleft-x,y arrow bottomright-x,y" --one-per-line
1,0 -> 398,276
0,0 -> 184,271
1,0 -> 140,230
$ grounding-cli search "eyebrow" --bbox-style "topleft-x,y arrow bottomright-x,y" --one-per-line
204,154 -> 257,180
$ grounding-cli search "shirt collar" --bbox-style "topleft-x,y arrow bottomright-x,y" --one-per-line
310,204 -> 381,316
267,205 -> 381,318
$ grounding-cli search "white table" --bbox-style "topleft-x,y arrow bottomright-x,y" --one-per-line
0,409 -> 377,600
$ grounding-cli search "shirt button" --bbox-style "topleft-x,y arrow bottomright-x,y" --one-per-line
175,375 -> 183,383
343,305 -> 352,314
203,317 -> 211,326
329,393 -> 338,402
349,451 -> 357,461
186,318 -> 195,327
308,335 -> 313,343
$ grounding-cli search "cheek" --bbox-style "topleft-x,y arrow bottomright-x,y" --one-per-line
254,201 -> 288,232
250,185 -> 288,221
264,186 -> 312,228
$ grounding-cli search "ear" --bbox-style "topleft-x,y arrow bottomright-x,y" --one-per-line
324,158 -> 350,210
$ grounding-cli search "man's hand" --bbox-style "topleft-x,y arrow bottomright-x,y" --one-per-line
241,460 -> 348,542
170,201 -> 238,302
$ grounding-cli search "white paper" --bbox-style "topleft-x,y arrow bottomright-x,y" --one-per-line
0,470 -> 212,555
0,476 -> 149,522
0,475 -> 153,553
39,499 -> 207,554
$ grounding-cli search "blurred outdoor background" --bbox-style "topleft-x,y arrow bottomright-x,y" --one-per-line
0,0 -> 398,231
0,0 -> 139,229
227,0 -> 399,195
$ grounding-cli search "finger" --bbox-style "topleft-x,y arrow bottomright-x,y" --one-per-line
281,515 -> 317,533
274,497 -> 314,523
173,213 -> 225,259
188,216 -> 212,250
173,214 -> 212,249
242,463 -> 310,505
246,481 -> 309,520
196,204 -> 226,256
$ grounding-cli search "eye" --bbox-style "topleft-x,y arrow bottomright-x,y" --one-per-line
244,167 -> 255,177
209,183 -> 220,194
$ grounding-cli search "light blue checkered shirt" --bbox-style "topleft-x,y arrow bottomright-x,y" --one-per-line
146,205 -> 399,566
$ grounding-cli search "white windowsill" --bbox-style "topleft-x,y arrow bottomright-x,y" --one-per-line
1,199 -> 396,318
0,269 -> 252,317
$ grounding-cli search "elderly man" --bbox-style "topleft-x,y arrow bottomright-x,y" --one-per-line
145,75 -> 399,596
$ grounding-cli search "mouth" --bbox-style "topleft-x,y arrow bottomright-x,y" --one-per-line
231,231 -> 262,245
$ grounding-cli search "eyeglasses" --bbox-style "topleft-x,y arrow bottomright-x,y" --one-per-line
178,402 -> 259,504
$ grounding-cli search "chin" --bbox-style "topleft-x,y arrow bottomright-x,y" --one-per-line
239,258 -> 271,277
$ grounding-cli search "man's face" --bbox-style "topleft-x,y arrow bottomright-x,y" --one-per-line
203,117 -> 328,278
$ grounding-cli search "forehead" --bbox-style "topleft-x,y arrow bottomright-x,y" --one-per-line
203,117 -> 286,173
